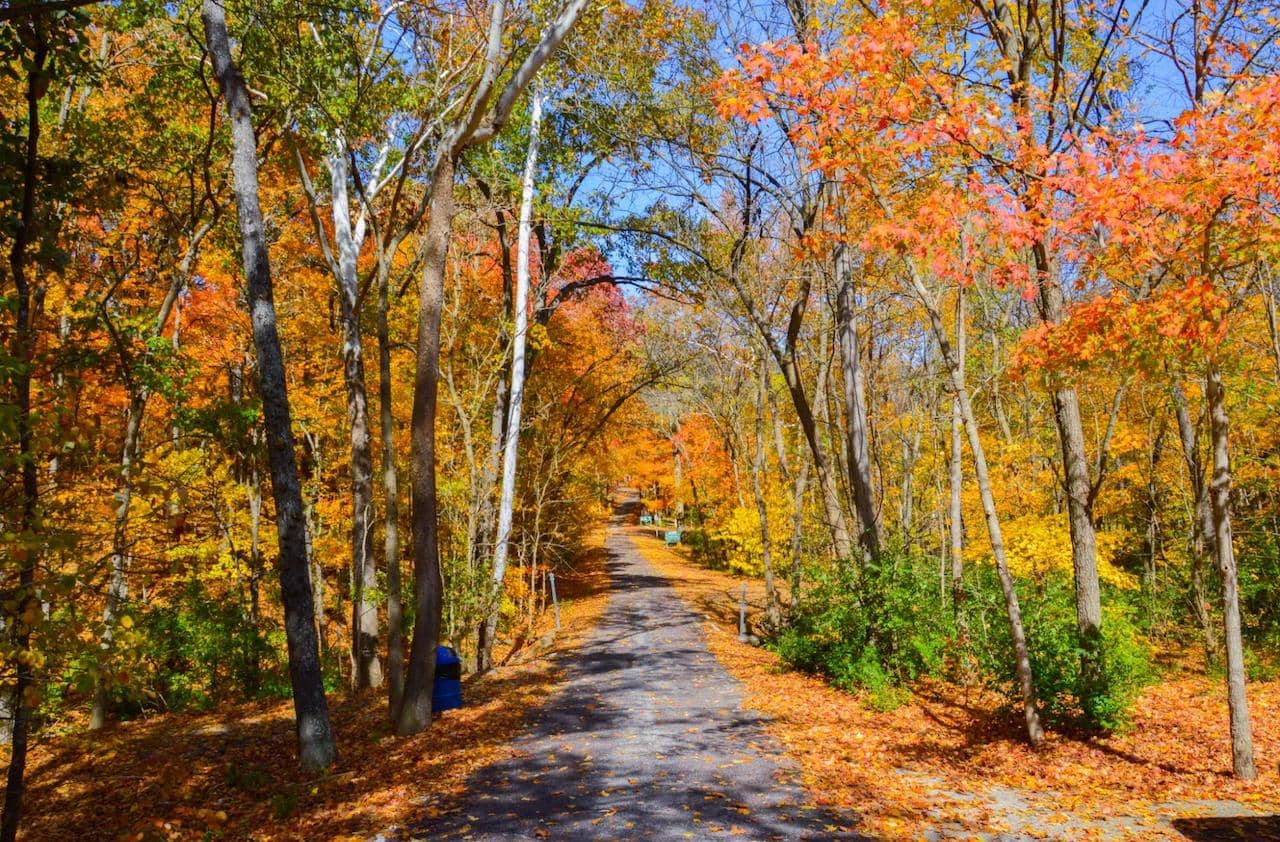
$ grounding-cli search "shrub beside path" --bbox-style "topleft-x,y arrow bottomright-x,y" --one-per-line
635,524 -> 1280,841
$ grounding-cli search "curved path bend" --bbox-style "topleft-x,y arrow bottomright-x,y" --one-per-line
411,500 -> 861,840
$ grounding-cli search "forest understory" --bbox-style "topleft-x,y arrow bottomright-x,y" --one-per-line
15,535 -> 612,842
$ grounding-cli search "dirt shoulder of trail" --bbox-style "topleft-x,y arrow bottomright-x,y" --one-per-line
632,526 -> 1280,841
19,528 -> 613,842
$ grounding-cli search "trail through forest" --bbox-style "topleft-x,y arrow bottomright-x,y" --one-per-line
409,495 -> 860,840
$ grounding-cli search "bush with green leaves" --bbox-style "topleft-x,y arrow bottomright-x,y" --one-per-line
131,579 -> 285,712
770,551 -> 956,710
771,553 -> 1153,729
960,567 -> 1153,731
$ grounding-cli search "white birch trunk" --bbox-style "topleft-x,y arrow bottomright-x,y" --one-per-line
326,139 -> 383,691
490,92 -> 545,618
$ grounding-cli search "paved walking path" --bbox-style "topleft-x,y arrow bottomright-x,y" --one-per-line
412,500 -> 861,840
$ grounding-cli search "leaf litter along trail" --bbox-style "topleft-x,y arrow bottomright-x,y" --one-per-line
408,497 -> 862,840
18,530 -> 613,841
635,532 -> 1280,842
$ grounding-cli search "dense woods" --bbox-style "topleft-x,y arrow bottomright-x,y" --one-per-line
3,0 -> 1280,836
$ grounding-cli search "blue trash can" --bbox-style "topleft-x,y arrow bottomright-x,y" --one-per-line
432,645 -> 462,712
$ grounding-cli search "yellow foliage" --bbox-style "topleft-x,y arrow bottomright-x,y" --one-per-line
708,494 -> 792,577
999,514 -> 1139,590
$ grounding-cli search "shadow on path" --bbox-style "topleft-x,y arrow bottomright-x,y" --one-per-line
409,497 -> 862,840
1171,814 -> 1280,841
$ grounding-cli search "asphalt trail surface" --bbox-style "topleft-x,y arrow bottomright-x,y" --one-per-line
412,500 -> 861,840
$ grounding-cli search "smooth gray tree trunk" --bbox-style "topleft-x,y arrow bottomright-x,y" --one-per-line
1029,258 -> 1105,713
203,0 -> 336,770
378,268 -> 404,711
474,230 -> 511,674
904,266 -> 1043,746
1049,380 -> 1105,708
1205,365 -> 1257,780
325,147 -> 383,692
949,287 -> 966,635
836,263 -> 880,560
1172,384 -> 1219,657
975,0 -> 1106,715
753,355 -> 782,627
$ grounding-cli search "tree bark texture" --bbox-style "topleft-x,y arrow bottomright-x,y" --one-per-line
203,0 -> 336,769
836,264 -> 880,561
327,147 -> 382,692
1205,365 -> 1256,780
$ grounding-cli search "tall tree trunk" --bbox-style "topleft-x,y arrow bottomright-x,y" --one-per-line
949,287 -> 967,636
906,267 -> 1043,746
783,341 -> 854,562
1205,365 -> 1256,780
342,0 -> 582,735
474,212 -> 513,674
203,0 -> 336,770
480,202 -> 515,560
836,262 -> 880,560
1172,383 -> 1219,658
949,344 -> 1042,745
2,29 -> 48,842
396,155 -> 454,736
484,93 -> 544,672
1032,240 -> 1105,723
378,268 -> 404,712
1144,424 -> 1166,602
753,355 -> 782,627
327,147 -> 382,692
1049,380 -> 1105,711
949,399 -> 965,610
976,0 -> 1105,718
